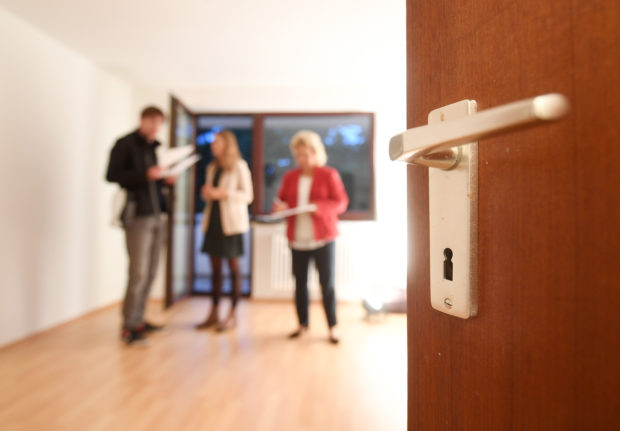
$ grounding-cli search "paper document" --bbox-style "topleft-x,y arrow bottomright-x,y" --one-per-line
161,154 -> 201,178
157,146 -> 195,169
110,188 -> 127,227
254,204 -> 317,222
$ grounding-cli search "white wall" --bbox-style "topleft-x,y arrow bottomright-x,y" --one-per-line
0,0 -> 407,345
0,7 -> 136,347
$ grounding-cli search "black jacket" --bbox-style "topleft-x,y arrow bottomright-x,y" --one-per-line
106,130 -> 167,217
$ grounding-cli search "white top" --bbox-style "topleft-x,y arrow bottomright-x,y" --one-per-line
201,159 -> 254,236
291,175 -> 323,250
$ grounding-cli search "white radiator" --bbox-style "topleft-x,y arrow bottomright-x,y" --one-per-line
251,222 -> 372,300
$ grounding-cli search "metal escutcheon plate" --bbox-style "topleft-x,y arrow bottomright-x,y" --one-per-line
428,100 -> 478,318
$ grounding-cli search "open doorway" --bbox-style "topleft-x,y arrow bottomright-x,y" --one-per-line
166,96 -> 255,307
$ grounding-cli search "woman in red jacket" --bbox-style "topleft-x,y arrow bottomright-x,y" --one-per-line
273,130 -> 349,344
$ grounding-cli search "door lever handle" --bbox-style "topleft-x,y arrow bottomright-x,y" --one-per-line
389,93 -> 570,170
392,94 -> 570,318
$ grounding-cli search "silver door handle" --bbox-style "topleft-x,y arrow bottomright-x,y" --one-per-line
392,93 -> 570,319
389,93 -> 570,170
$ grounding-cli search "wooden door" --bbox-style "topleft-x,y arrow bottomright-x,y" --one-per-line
406,0 -> 620,429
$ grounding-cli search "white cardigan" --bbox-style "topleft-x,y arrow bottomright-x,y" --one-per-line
201,159 -> 253,236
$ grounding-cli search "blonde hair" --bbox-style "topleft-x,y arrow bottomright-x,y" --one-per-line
214,130 -> 241,170
289,130 -> 327,167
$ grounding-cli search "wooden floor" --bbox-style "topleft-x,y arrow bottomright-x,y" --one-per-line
0,298 -> 406,430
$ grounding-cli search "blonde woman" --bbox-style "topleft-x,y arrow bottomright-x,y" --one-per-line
197,131 -> 253,331
273,130 -> 349,344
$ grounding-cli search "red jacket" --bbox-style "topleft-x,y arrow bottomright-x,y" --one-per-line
277,166 -> 349,243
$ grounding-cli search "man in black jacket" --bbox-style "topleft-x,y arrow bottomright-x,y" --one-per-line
106,106 -> 175,346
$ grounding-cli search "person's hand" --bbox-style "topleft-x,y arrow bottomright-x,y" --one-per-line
202,184 -> 213,200
203,184 -> 227,200
146,166 -> 163,181
164,175 -> 177,186
211,187 -> 227,200
273,199 -> 289,212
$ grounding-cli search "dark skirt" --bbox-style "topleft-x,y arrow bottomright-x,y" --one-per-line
201,201 -> 244,258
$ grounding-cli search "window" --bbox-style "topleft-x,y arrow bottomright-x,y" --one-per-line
260,113 -> 375,220
177,107 -> 375,298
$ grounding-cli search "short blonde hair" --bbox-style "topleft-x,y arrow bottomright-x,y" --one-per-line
215,130 -> 241,170
289,130 -> 327,167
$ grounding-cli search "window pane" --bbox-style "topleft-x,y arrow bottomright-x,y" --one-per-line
263,115 -> 373,214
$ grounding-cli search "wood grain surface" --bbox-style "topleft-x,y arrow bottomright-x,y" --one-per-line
406,0 -> 620,429
0,299 -> 407,431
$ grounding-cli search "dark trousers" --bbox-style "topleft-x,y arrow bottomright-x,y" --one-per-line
291,241 -> 337,328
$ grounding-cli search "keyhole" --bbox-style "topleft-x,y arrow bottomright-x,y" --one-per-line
443,248 -> 453,281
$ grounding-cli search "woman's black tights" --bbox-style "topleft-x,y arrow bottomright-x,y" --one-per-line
210,256 -> 241,308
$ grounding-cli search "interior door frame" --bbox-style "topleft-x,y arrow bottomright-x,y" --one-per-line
165,95 -> 197,308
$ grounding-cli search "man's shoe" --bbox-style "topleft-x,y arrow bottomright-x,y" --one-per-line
143,321 -> 167,333
121,328 -> 150,347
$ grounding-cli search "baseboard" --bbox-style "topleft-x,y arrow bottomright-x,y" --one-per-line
0,298 -> 165,351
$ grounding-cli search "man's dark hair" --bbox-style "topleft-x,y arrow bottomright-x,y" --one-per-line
140,106 -> 165,119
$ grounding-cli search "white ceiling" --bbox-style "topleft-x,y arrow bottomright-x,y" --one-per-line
0,0 -> 405,88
